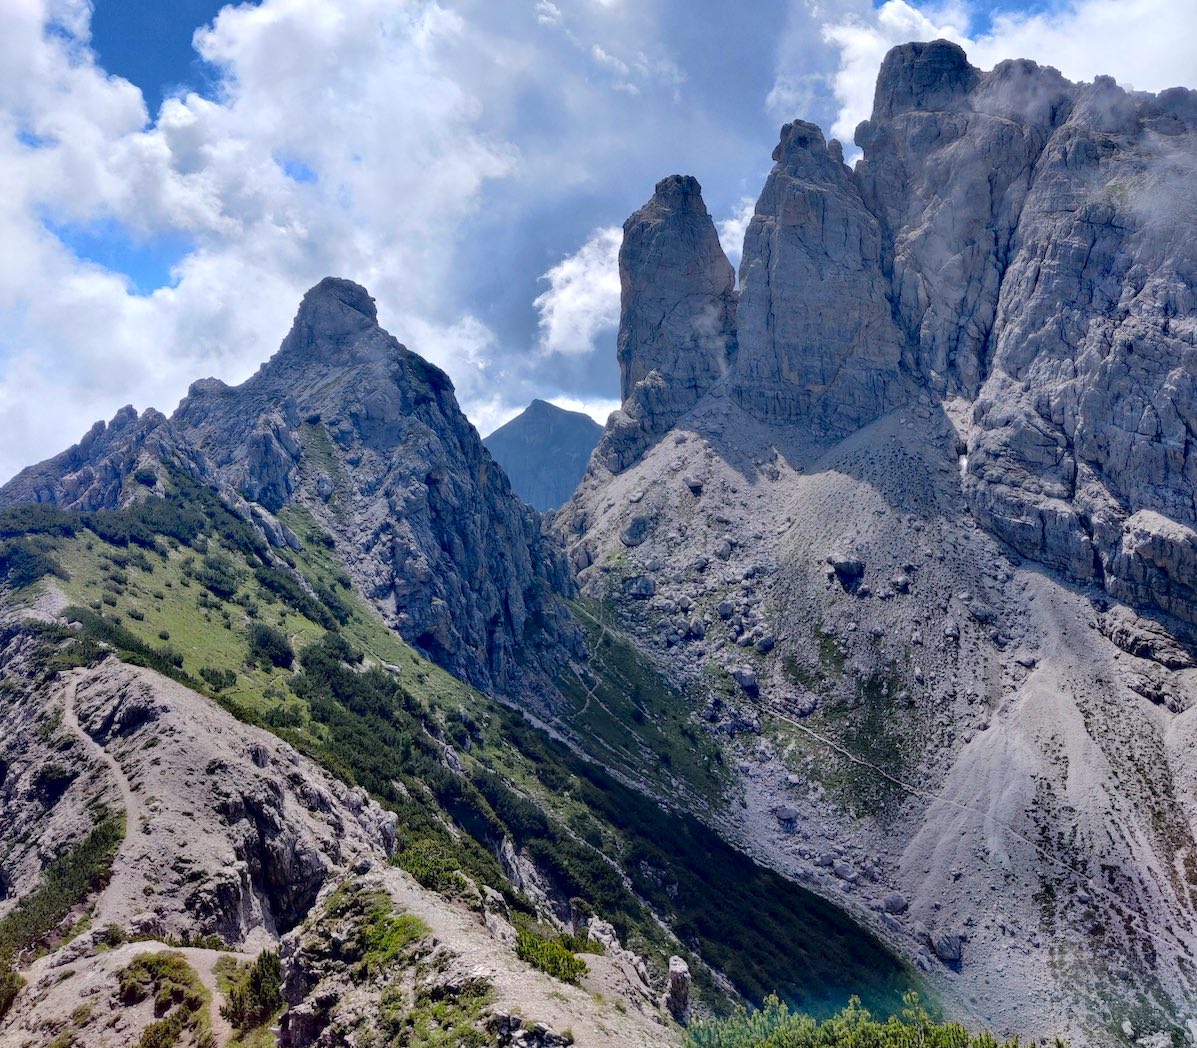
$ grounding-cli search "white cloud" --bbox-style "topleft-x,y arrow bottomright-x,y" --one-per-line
967,0 -> 1197,92
591,44 -> 629,76
820,1 -> 968,145
535,1 -> 563,27
810,0 -> 1197,157
716,195 -> 756,276
0,0 -> 519,482
532,226 -> 622,357
546,395 -> 620,426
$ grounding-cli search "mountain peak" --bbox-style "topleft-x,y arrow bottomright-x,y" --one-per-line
275,277 -> 381,365
302,276 -> 378,321
484,400 -> 602,511
872,39 -> 978,120
650,174 -> 707,212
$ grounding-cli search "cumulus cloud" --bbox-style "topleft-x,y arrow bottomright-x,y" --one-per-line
0,0 -> 519,482
546,395 -> 621,426
819,1 -> 968,145
533,226 -> 622,358
805,0 -> 1197,156
716,195 -> 757,276
535,1 -> 563,26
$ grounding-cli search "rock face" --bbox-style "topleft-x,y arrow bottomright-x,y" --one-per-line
664,955 -> 691,1021
173,279 -> 578,692
617,174 -> 738,405
562,39 -> 1197,1046
594,175 -> 737,473
732,120 -> 910,435
484,399 -> 603,511
0,406 -> 209,512
586,40 -> 1197,629
0,642 -> 395,951
0,278 -> 579,696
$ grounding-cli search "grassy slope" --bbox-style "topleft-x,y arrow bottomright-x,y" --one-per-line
1,482 -> 919,1018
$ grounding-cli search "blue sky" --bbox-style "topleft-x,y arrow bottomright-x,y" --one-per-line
0,0 -> 1194,483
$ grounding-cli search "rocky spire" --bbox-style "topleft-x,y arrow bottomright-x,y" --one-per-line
870,39 -> 978,119
588,176 -> 737,476
617,174 -> 737,406
730,119 -> 909,436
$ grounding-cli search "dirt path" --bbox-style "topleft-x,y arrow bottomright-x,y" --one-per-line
180,946 -> 252,1048
59,671 -> 143,928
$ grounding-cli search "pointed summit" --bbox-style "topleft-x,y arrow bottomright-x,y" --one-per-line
617,174 -> 737,406
484,400 -> 602,511
276,277 -> 381,365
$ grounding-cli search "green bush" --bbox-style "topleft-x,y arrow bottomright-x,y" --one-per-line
119,952 -> 212,1048
0,812 -> 123,962
0,966 -> 23,1020
685,992 -> 1065,1048
516,929 -> 588,985
0,537 -> 67,588
133,468 -> 158,487
395,838 -> 465,894
195,552 -> 243,601
221,950 -> 283,1031
254,564 -> 348,630
199,666 -> 237,691
248,622 -> 293,669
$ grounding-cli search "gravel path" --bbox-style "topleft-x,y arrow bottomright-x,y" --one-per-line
59,672 -> 142,928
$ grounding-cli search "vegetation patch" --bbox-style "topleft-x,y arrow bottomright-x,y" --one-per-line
560,599 -> 727,806
217,950 -> 284,1036
0,810 -> 124,1017
686,992 -> 1066,1048
516,928 -> 589,984
120,951 -> 214,1048
247,622 -> 294,669
374,978 -> 493,1048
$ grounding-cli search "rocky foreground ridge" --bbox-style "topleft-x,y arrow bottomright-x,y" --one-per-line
562,40 -> 1197,1046
1,278 -> 577,697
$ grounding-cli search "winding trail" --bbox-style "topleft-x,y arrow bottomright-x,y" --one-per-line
55,673 -> 247,1047
59,671 -> 142,928
181,946 -> 242,1047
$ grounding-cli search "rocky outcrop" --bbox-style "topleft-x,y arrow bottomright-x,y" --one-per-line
664,956 -> 690,1022
593,176 -> 737,473
731,120 -> 910,435
617,175 -> 737,405
0,642 -> 395,952
484,399 -> 603,511
0,406 -> 210,512
0,277 -> 581,696
579,41 -> 1197,629
962,73 -> 1197,622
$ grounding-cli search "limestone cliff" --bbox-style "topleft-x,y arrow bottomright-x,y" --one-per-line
562,40 -> 1197,1045
585,39 -> 1197,630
